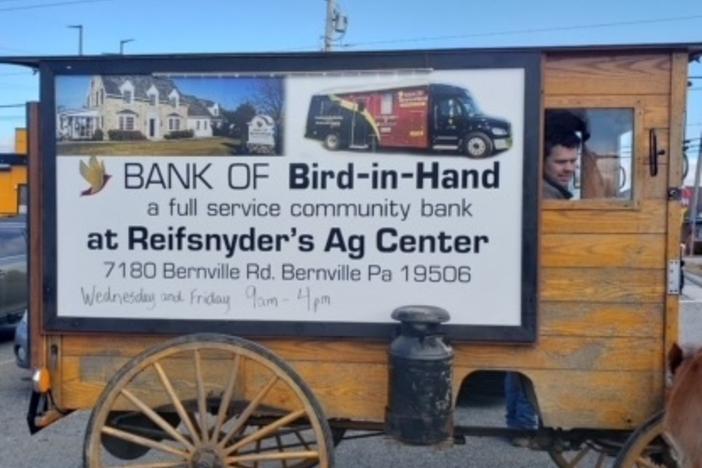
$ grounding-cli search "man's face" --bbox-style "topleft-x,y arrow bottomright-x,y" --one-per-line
544,144 -> 577,188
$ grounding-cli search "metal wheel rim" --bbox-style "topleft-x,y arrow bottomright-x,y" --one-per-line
614,412 -> 677,468
466,137 -> 487,156
324,134 -> 339,150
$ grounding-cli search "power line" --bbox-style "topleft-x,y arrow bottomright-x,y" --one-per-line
0,104 -> 26,108
338,14 -> 702,49
0,0 -> 112,12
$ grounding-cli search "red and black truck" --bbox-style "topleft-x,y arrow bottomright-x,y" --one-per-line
305,82 -> 512,158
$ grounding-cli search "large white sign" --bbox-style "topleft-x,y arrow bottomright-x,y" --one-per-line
55,69 -> 525,327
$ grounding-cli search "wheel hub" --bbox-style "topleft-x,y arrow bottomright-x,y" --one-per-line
469,140 -> 485,154
190,447 -> 226,468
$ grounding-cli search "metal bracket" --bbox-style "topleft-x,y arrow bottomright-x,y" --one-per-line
668,260 -> 681,295
649,129 -> 666,177
668,187 -> 682,201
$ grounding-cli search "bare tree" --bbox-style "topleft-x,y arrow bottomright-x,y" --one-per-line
254,78 -> 284,153
254,78 -> 284,123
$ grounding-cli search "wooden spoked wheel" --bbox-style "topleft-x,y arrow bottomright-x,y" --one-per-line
548,439 -> 622,468
84,334 -> 334,468
613,412 -> 678,468
549,412 -> 678,468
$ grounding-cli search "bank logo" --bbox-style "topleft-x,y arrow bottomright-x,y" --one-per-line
79,156 -> 111,196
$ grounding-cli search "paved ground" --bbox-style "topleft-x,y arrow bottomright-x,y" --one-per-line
680,259 -> 702,350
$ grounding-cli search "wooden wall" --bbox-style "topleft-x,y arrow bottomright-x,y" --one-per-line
48,51 -> 687,432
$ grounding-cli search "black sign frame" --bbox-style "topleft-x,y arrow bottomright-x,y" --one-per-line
39,49 -> 541,342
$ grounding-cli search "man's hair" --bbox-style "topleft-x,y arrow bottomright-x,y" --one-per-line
544,131 -> 581,159
544,110 -> 588,159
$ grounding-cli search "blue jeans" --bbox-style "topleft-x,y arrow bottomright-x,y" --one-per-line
505,372 -> 537,429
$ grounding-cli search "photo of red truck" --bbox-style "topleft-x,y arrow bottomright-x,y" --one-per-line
305,82 -> 512,158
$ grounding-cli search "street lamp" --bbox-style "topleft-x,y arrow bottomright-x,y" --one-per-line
68,24 -> 83,55
119,39 -> 134,55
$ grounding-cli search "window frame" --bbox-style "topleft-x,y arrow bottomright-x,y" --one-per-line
381,92 -> 393,115
119,115 -> 135,131
542,97 -> 645,211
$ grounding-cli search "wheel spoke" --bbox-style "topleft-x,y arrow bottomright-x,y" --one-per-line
152,361 -> 201,445
225,409 -> 307,455
120,388 -> 195,453
194,349 -> 210,443
226,450 -> 319,464
217,376 -> 279,448
101,425 -> 189,459
212,354 -> 241,441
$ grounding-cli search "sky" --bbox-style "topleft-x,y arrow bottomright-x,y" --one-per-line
0,0 -> 700,179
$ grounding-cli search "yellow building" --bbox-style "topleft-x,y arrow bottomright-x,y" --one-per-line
0,128 -> 27,216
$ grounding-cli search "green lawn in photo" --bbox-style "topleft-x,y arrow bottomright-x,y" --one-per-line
57,137 -> 243,156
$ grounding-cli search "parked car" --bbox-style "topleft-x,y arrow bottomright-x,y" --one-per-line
0,214 -> 27,326
14,309 -> 28,368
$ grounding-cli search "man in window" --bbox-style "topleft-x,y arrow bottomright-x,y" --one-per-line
542,110 -> 588,200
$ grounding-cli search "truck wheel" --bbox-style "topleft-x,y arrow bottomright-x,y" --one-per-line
463,132 -> 493,158
324,134 -> 341,151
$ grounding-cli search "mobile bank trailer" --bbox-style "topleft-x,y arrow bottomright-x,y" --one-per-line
7,42 -> 701,467
305,83 -> 512,157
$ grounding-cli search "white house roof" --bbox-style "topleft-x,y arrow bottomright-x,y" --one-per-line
59,109 -> 99,117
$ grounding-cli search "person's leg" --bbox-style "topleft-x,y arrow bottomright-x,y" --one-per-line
505,372 -> 537,429
504,372 -> 537,447
504,372 -> 519,427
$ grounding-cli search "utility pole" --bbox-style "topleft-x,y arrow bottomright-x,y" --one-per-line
323,0 -> 348,52
119,39 -> 134,55
688,131 -> 702,255
68,24 -> 83,55
323,0 -> 335,52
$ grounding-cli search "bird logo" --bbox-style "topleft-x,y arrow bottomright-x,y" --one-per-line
79,156 -> 111,196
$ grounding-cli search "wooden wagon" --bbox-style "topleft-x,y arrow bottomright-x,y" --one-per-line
9,41 -> 701,467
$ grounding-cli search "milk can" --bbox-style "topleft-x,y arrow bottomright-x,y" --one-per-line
386,305 -> 454,445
